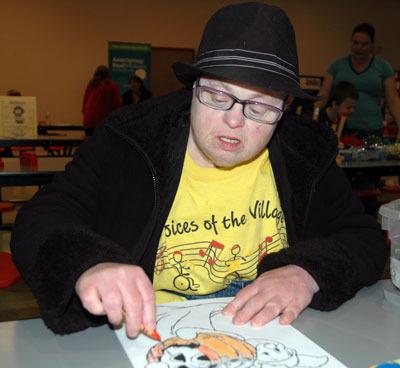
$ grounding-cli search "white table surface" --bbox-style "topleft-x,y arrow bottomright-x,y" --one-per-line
0,280 -> 399,368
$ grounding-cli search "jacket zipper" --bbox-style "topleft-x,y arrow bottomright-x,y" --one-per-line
105,125 -> 160,259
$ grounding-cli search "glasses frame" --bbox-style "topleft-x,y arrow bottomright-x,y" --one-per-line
194,82 -> 284,125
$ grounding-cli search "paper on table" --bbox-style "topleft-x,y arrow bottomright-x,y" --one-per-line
115,297 -> 347,368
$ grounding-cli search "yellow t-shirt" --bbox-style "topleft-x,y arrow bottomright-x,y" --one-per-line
153,149 -> 287,303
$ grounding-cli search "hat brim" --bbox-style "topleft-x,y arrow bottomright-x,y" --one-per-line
173,62 -> 318,101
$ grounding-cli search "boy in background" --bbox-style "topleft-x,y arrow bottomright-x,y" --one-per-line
318,81 -> 359,140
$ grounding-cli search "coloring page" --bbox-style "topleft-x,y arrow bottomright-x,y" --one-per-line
115,297 -> 347,368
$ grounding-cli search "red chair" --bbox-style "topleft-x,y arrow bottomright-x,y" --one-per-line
0,251 -> 21,288
0,202 -> 15,212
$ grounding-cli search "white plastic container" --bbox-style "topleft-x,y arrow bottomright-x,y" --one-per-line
379,199 -> 400,291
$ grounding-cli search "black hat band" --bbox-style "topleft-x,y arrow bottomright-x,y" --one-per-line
194,48 -> 299,84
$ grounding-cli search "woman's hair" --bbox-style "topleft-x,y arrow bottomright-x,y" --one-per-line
352,23 -> 375,43
130,75 -> 149,95
130,75 -> 145,87
89,65 -> 110,86
327,81 -> 359,106
6,89 -> 22,96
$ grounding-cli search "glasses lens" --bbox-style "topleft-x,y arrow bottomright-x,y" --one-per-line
198,87 -> 232,110
244,103 -> 280,124
196,84 -> 282,125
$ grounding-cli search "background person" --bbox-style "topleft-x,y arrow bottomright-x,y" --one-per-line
122,75 -> 152,106
11,3 -> 387,338
318,81 -> 359,137
317,23 -> 400,141
6,89 -> 22,96
82,65 -> 121,136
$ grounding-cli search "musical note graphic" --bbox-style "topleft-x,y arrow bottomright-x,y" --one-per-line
199,240 -> 225,267
157,232 -> 288,289
258,235 -> 273,262
154,243 -> 167,274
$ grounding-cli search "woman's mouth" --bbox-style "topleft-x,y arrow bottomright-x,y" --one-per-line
221,137 -> 239,144
219,136 -> 241,150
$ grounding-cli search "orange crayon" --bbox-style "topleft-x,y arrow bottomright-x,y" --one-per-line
122,310 -> 161,341
140,324 -> 161,341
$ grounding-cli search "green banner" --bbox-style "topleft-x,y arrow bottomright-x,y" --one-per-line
108,41 -> 151,95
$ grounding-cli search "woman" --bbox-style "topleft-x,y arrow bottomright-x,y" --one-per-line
122,76 -> 152,106
317,23 -> 400,141
82,65 -> 121,136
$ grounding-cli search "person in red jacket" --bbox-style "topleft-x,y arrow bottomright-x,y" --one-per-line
82,65 -> 121,136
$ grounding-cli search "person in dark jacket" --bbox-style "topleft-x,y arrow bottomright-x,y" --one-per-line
11,2 -> 387,338
122,75 -> 152,106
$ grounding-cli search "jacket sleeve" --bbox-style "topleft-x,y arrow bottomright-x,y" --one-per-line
112,81 -> 122,110
10,126 -> 134,334
82,85 -> 91,114
258,161 -> 388,311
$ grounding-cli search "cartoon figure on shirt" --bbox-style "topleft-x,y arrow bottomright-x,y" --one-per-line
225,244 -> 246,272
145,302 -> 329,368
172,250 -> 200,291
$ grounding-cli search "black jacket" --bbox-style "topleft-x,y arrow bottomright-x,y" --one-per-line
11,89 -> 387,334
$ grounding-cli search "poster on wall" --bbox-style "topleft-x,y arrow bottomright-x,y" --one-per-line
108,41 -> 151,97
0,96 -> 37,139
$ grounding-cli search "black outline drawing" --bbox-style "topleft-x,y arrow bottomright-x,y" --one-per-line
141,301 -> 331,368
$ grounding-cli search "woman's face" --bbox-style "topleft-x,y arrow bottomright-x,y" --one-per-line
131,80 -> 141,93
351,32 -> 373,60
188,77 -> 285,168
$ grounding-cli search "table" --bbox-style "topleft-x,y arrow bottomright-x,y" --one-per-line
0,157 -> 72,229
0,280 -> 398,368
0,132 -> 85,157
339,161 -> 400,207
339,160 -> 400,177
37,124 -> 84,135
0,157 -> 72,187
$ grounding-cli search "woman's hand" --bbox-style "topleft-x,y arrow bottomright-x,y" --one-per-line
223,265 -> 319,326
75,262 -> 156,338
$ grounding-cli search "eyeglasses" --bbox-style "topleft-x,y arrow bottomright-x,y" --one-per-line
194,83 -> 284,125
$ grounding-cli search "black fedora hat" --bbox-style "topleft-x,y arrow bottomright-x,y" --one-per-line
173,2 -> 315,100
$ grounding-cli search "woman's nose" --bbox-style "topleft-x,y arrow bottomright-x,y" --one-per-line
222,102 -> 246,128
